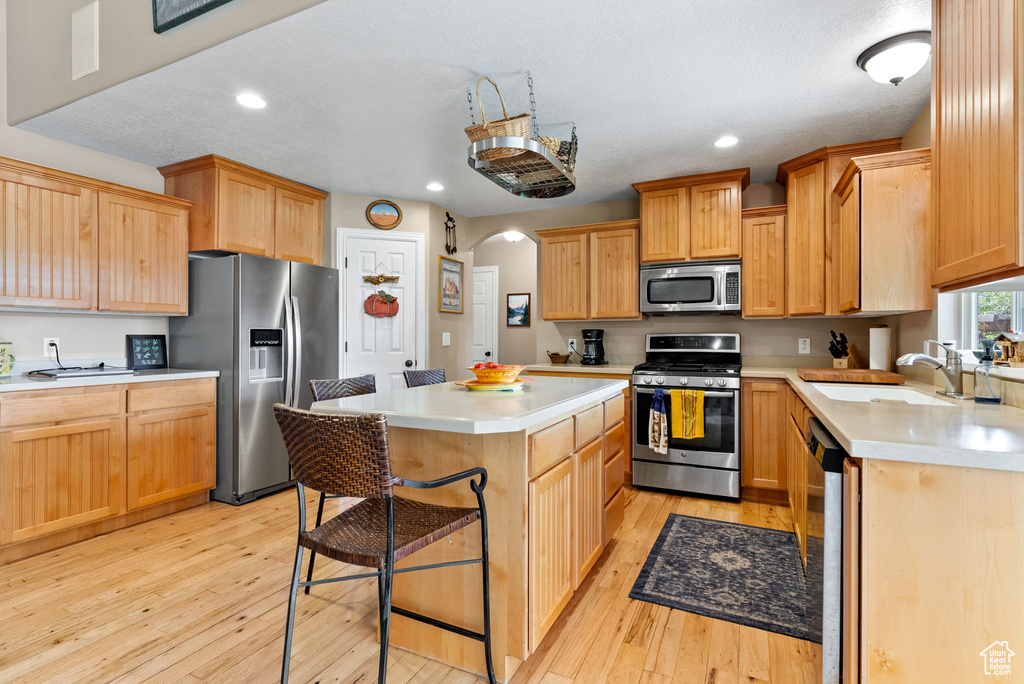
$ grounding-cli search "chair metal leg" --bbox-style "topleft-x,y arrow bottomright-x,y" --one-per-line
304,492 -> 327,595
479,508 -> 497,683
378,558 -> 394,683
282,543 -> 305,684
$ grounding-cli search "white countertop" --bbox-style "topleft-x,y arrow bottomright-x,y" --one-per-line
312,376 -> 628,435
742,367 -> 1024,472
0,368 -> 220,393
524,363 -> 635,375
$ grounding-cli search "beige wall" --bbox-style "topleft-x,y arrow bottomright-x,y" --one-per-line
902,101 -> 931,150
325,192 -> 474,378
0,1 -> 167,363
472,238 -> 538,365
741,181 -> 786,209
6,0 -> 326,124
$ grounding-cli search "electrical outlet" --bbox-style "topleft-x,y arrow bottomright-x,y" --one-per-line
568,339 -> 578,354
798,338 -> 811,355
441,332 -> 451,347
43,337 -> 60,359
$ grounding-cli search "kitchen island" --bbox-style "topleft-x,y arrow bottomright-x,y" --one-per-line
312,376 -> 628,682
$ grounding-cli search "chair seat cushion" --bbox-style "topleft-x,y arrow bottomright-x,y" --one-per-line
299,496 -> 480,569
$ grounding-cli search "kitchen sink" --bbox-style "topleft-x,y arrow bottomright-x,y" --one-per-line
810,384 -> 957,407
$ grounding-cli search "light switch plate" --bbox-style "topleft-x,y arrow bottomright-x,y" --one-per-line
442,332 -> 451,347
798,338 -> 811,355
71,1 -> 99,81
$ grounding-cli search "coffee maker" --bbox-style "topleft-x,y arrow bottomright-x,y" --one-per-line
580,329 -> 608,365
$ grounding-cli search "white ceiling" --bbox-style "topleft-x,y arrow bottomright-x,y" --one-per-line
18,0 -> 931,218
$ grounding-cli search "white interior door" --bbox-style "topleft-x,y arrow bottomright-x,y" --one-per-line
340,230 -> 425,392
473,266 -> 498,363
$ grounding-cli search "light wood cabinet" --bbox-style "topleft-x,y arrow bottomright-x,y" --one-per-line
538,220 -> 639,321
740,379 -> 787,498
0,379 -> 216,563
842,458 -> 861,684
528,456 -> 574,652
633,168 -> 750,264
0,157 -> 192,315
740,205 -> 787,318
787,413 -> 807,566
98,191 -> 190,315
574,438 -> 604,587
159,155 -> 327,265
834,149 -> 932,315
932,0 -> 1024,289
777,139 -> 903,316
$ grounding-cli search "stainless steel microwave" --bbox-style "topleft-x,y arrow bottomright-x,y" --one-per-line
639,260 -> 741,314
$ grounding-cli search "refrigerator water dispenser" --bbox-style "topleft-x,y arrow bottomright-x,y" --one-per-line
249,328 -> 283,382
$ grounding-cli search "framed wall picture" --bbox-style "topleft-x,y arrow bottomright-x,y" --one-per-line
152,0 -> 235,34
438,256 -> 464,314
366,200 -> 403,230
507,293 -> 531,327
126,335 -> 168,370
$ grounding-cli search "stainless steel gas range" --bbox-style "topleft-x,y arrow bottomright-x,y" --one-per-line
632,333 -> 741,499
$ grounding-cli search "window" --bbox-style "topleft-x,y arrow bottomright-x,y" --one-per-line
955,291 -> 1024,350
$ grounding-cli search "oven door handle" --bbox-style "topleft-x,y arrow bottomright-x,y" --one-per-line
634,388 -> 735,398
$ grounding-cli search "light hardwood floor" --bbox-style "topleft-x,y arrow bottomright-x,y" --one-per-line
0,486 -> 818,683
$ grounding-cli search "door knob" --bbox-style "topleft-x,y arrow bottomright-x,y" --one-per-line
485,351 -> 491,357
405,360 -> 413,368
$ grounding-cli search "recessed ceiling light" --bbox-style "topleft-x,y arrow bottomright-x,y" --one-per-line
503,230 -> 525,243
714,135 -> 739,148
857,31 -> 931,86
426,182 -> 444,192
236,92 -> 267,109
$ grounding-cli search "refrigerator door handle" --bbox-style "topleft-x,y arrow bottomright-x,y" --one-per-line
291,295 -> 303,408
284,295 -> 295,408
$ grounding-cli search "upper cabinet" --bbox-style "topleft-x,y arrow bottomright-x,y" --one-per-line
932,0 -> 1024,289
0,156 -> 191,315
741,205 -> 787,319
632,168 -> 749,264
159,155 -> 327,265
538,220 -> 640,321
833,149 -> 932,315
777,139 -> 903,316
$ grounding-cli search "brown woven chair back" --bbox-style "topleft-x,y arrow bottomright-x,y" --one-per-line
273,404 -> 399,499
403,368 -> 446,388
309,375 -> 376,402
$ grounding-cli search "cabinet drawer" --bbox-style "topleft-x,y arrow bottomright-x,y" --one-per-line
604,450 -> 625,502
575,405 -> 604,449
127,380 -> 216,413
604,421 -> 626,459
530,418 -> 573,478
604,488 -> 625,545
0,390 -> 123,428
604,394 -> 625,429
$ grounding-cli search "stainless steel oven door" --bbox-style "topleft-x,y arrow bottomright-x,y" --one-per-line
632,386 -> 739,468
640,262 -> 741,314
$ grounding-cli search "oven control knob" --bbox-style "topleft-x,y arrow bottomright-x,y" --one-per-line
704,378 -> 713,387
717,378 -> 727,387
655,377 -> 665,385
680,377 -> 688,385
642,376 -> 652,385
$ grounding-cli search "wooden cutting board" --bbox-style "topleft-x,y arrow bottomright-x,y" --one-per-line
796,368 -> 906,384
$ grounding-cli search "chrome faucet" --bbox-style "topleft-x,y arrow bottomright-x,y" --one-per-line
896,340 -> 971,400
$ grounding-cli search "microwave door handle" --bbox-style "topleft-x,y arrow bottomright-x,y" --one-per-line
716,272 -> 723,306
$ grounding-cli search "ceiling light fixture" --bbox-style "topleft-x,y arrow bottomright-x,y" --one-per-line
235,92 -> 267,109
857,31 -> 931,86
503,230 -> 525,243
426,182 -> 444,192
714,135 -> 739,148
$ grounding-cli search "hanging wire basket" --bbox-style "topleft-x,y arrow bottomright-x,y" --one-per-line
468,136 -> 576,199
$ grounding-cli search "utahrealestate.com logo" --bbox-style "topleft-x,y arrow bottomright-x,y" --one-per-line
980,641 -> 1015,676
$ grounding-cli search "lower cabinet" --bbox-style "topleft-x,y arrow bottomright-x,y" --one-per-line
574,438 -> 604,586
128,405 -> 216,510
528,457 -> 575,652
740,379 -> 787,498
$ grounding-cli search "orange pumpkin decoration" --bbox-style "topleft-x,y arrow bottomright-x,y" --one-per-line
364,290 -> 399,318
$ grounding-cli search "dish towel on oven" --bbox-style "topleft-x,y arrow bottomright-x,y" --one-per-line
649,387 -> 668,454
670,389 -> 705,440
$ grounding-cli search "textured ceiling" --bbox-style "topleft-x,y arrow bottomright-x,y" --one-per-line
18,0 -> 931,218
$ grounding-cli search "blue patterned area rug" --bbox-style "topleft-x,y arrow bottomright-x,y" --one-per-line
628,514 -> 820,643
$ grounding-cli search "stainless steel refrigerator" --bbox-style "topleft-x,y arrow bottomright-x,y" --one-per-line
169,254 -> 339,504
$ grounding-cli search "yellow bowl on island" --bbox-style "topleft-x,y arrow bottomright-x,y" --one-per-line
466,363 -> 526,384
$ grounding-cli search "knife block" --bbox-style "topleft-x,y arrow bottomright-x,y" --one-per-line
832,343 -> 865,369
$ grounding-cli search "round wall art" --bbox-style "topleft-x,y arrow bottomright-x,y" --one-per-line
366,200 -> 402,230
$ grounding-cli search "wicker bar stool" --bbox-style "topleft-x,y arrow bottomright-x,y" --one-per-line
403,368 -> 446,387
273,404 -> 496,684
305,375 -> 377,594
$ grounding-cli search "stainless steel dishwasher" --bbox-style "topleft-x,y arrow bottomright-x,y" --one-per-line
805,418 -> 847,684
